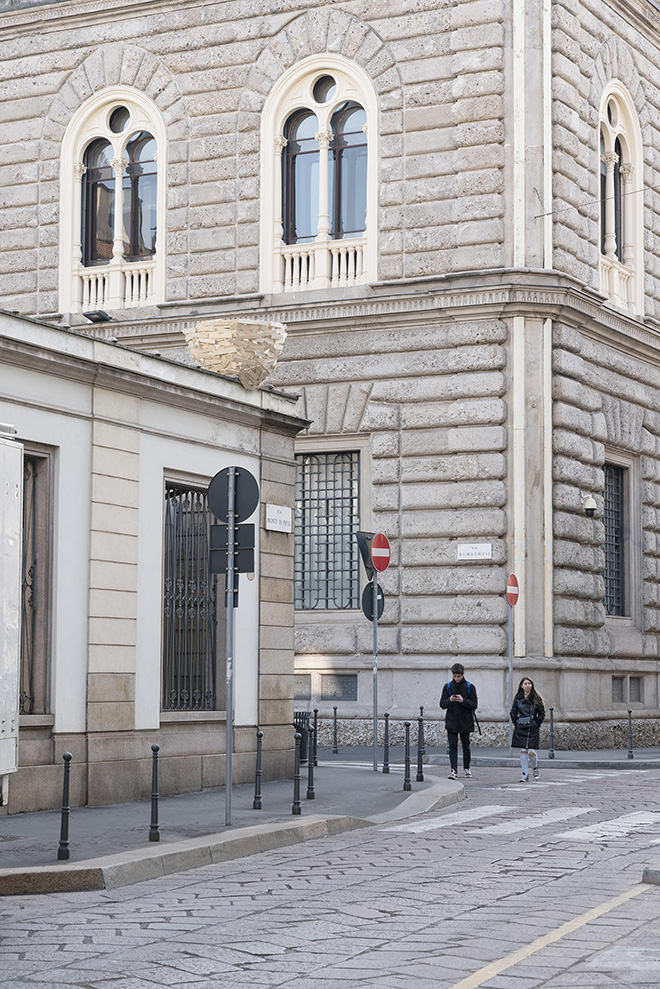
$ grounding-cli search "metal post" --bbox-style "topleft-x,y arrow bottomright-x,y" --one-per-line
416,717 -> 424,782
292,732 -> 302,814
149,743 -> 160,841
225,466 -> 236,827
332,705 -> 339,754
403,721 -> 412,791
253,730 -> 263,810
372,569 -> 379,772
419,706 -> 425,755
313,708 -> 318,767
628,709 -> 634,760
306,726 -> 315,799
382,712 -> 390,774
508,604 -> 514,749
548,707 -> 555,759
57,752 -> 72,861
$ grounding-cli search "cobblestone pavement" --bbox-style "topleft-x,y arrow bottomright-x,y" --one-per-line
3,765 -> 660,988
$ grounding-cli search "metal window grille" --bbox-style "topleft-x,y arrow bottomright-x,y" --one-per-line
321,674 -> 358,702
603,463 -> 626,616
163,484 -> 219,711
612,675 -> 625,704
19,458 -> 37,714
294,452 -> 360,610
630,676 -> 643,703
293,674 -> 312,701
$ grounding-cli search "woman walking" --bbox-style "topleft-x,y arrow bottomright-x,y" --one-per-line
510,677 -> 545,781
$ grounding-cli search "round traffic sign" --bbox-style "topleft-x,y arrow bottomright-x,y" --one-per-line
506,573 -> 519,607
361,583 -> 385,622
208,467 -> 259,522
370,532 -> 391,572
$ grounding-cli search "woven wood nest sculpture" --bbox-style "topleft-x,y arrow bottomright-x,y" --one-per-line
184,318 -> 287,389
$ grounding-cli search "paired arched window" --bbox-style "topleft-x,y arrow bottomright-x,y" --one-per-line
599,86 -> 643,316
260,57 -> 377,293
59,89 -> 165,314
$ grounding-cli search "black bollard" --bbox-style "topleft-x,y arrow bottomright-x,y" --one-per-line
313,708 -> 319,767
292,732 -> 302,814
253,730 -> 263,810
419,706 -> 425,755
57,752 -> 72,861
416,716 -> 425,782
403,721 -> 412,791
307,726 -> 315,799
382,712 -> 390,774
149,743 -> 160,841
628,709 -> 634,760
548,707 -> 555,759
332,705 -> 339,754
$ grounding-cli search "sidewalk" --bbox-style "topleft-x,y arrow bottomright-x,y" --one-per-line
0,758 -> 462,896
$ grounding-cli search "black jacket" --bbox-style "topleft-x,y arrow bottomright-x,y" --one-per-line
510,695 -> 545,749
440,678 -> 478,733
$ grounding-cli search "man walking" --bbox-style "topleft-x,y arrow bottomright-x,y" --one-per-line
440,663 -> 478,780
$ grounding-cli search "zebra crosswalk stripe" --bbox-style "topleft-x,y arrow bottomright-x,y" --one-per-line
556,810 -> 660,842
468,807 -> 596,835
384,804 -> 511,834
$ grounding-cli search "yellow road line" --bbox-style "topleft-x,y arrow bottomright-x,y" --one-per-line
449,883 -> 650,989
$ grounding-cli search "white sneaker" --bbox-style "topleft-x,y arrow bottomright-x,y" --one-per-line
519,773 -> 529,782
448,769 -> 457,780
532,767 -> 540,780
464,769 -> 472,778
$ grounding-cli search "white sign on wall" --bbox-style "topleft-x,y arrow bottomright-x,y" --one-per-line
457,543 -> 492,560
266,504 -> 292,533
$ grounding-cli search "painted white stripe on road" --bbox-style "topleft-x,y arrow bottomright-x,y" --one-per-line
469,807 -> 595,835
385,805 -> 512,834
556,810 -> 660,842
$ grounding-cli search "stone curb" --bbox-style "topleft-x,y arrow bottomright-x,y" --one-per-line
429,755 -> 660,770
642,864 -> 660,886
0,778 -> 463,897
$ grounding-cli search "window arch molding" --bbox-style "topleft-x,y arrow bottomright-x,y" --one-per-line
259,53 -> 379,294
598,80 -> 643,317
59,85 -> 167,315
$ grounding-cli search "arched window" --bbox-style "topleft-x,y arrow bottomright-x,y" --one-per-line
59,88 -> 166,314
260,55 -> 378,294
599,85 -> 643,316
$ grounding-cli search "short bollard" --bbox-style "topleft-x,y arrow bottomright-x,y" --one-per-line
149,743 -> 160,842
403,721 -> 412,791
332,705 -> 339,754
416,716 -> 425,782
419,706 -> 425,755
548,707 -> 555,760
628,709 -> 634,760
313,708 -> 319,767
292,732 -> 302,815
57,752 -> 72,861
307,726 -> 315,799
253,730 -> 263,810
382,712 -> 390,774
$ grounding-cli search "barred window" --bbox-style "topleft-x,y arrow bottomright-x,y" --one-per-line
603,463 -> 626,616
294,452 -> 360,610
162,483 -> 222,711
321,673 -> 357,701
20,453 -> 52,715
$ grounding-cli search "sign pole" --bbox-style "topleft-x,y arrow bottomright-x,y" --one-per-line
508,603 -> 513,750
225,467 -> 236,826
372,568 -> 378,772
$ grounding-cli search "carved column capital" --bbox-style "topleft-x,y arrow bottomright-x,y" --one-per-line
601,152 -> 619,171
73,162 -> 87,181
274,135 -> 288,153
111,156 -> 128,175
620,162 -> 634,181
315,129 -> 332,150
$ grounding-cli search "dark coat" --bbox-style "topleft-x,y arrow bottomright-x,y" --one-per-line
510,695 -> 545,749
440,678 -> 478,733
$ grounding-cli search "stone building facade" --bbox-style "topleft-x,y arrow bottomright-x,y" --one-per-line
2,0 -> 660,747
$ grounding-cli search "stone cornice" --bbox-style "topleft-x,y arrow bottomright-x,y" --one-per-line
104,274 -> 660,366
603,0 -> 660,49
0,0 -> 231,37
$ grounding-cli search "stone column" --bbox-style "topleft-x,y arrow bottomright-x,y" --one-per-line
314,128 -> 332,288
601,152 -> 619,258
71,162 -> 86,311
272,136 -> 287,293
108,156 -> 127,309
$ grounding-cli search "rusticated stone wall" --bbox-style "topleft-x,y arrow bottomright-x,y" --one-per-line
0,0 -> 506,315
551,2 -> 660,321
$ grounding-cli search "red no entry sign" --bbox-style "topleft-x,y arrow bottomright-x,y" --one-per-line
370,532 -> 391,572
506,573 -> 519,607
